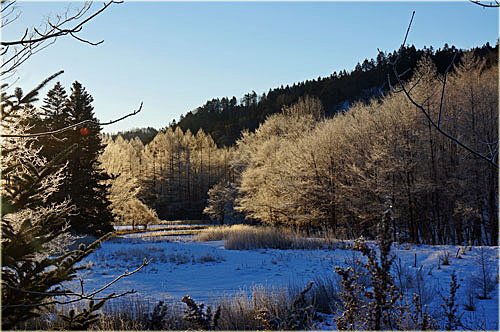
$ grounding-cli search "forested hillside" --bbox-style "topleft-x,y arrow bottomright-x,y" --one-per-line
102,46 -> 498,245
233,54 -> 498,245
173,43 -> 498,147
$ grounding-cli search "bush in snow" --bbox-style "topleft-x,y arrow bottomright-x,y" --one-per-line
334,266 -> 366,330
392,257 -> 414,293
463,281 -> 477,311
439,251 -> 451,266
441,271 -> 462,330
181,295 -> 221,330
335,200 -> 400,330
144,300 -> 183,330
309,274 -> 342,314
256,281 -> 316,330
393,293 -> 437,330
470,247 -> 496,300
343,251 -> 371,288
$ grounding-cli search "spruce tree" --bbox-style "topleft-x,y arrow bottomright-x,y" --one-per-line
41,81 -> 69,119
37,82 -> 71,156
0,75 -> 112,329
38,81 -> 114,235
62,81 -> 114,235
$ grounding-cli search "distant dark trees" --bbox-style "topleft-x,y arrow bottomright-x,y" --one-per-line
174,43 -> 498,147
110,127 -> 159,145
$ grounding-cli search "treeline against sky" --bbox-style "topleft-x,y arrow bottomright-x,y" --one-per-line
172,43 -> 497,147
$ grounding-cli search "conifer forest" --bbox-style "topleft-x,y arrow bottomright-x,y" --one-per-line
1,1 -> 499,330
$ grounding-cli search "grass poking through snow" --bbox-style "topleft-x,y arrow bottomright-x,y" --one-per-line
194,224 -> 348,250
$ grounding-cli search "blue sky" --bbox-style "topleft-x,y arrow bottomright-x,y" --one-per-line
4,1 -> 498,132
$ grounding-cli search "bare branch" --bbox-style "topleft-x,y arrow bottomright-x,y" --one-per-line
1,5 -> 20,29
2,290 -> 137,308
69,32 -> 104,46
1,1 -> 119,47
85,257 -> 151,298
391,12 -> 498,169
396,79 -> 498,168
437,52 -> 458,127
1,1 -> 122,78
1,0 -> 16,14
2,257 -> 151,308
401,11 -> 415,50
470,0 -> 500,7
0,102 -> 143,138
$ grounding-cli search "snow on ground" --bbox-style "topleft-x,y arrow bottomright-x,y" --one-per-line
71,234 -> 499,330
114,224 -> 169,231
113,224 -> 208,231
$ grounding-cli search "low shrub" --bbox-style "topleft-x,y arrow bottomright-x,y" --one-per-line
439,251 -> 451,266
196,253 -> 224,263
393,257 -> 414,293
309,274 -> 342,313
194,225 -> 232,242
217,283 -> 317,330
463,281 -> 477,311
470,247 -> 497,299
182,296 -> 221,330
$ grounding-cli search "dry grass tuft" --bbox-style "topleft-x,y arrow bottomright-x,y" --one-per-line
19,282 -> 331,330
195,224 -> 346,250
217,286 -> 293,330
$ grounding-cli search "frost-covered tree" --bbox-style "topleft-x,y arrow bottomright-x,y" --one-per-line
101,126 -> 232,221
232,56 -> 497,244
0,75 -> 110,329
203,181 -> 236,225
235,96 -> 323,229
100,134 -> 159,228
107,173 -> 159,229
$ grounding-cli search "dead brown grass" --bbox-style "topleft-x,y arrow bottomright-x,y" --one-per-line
195,224 -> 345,250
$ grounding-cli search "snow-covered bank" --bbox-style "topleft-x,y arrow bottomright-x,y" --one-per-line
72,236 -> 499,330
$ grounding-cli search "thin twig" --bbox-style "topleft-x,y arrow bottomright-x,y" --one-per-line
1,1 -> 121,46
1,102 -> 143,138
437,52 -> 457,127
3,258 -> 150,308
1,1 -> 121,77
391,12 -> 498,169
3,290 -> 136,308
470,0 -> 500,7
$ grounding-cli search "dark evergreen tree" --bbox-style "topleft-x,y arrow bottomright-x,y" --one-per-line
39,81 -> 114,235
0,75 -> 112,329
41,81 -> 69,119
37,82 -> 71,156
62,81 -> 114,235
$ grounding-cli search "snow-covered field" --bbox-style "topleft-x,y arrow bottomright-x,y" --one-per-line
72,234 -> 499,330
